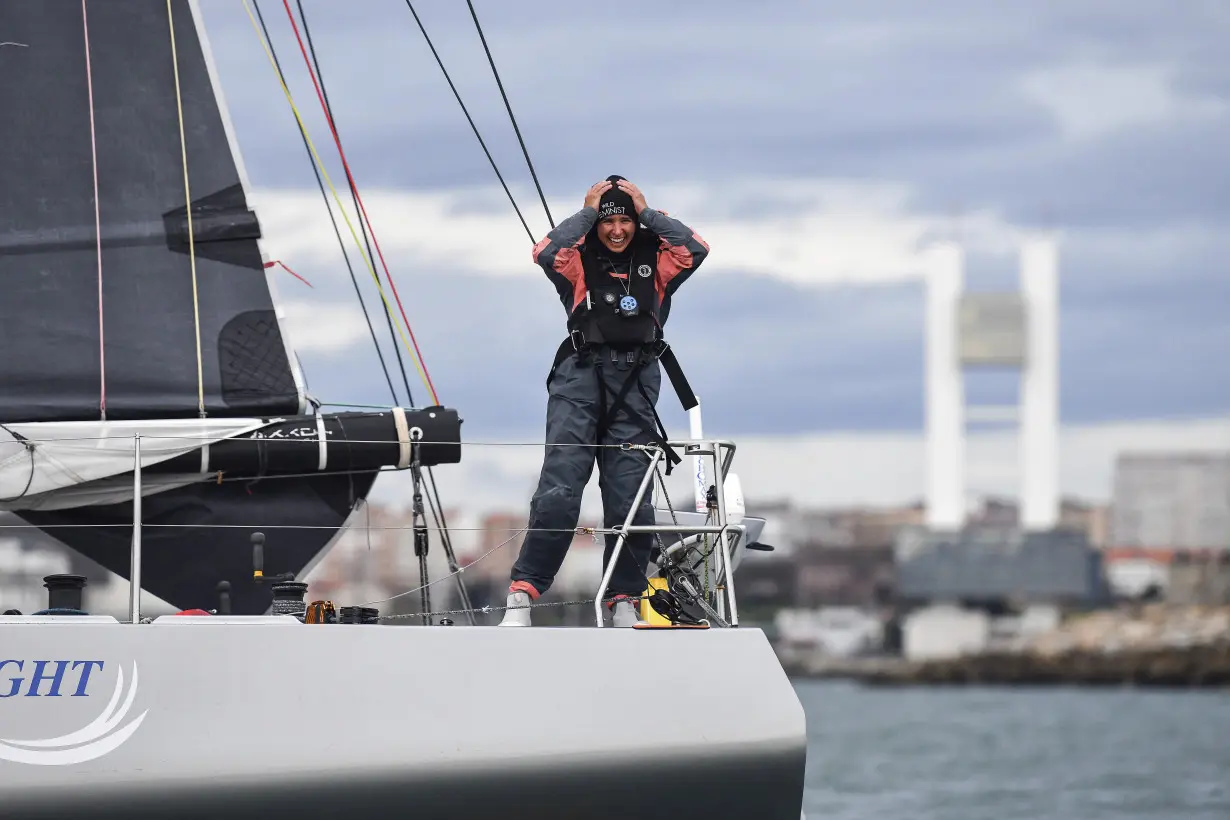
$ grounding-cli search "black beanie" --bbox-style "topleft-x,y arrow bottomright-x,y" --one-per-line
595,174 -> 636,221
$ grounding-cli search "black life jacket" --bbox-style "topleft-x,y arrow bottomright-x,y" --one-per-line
546,228 -> 698,475
567,231 -> 661,349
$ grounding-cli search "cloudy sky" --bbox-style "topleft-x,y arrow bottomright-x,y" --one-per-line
195,0 -> 1230,511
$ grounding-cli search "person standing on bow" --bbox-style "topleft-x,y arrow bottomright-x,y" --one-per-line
499,175 -> 709,627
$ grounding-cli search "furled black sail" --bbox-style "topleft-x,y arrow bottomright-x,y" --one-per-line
0,0 -> 459,614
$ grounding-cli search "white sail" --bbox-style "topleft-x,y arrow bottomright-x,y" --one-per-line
0,418 -> 265,508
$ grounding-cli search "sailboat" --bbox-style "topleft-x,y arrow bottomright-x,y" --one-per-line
0,2 -> 807,818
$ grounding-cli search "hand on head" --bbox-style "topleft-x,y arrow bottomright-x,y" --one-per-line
613,179 -> 648,215
585,177 -> 649,216
584,180 -> 613,210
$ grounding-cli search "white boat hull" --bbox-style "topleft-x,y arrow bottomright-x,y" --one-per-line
0,615 -> 806,819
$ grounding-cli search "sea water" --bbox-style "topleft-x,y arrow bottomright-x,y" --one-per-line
796,679 -> 1230,820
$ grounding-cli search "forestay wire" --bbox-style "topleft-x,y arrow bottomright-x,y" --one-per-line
402,1 -> 535,242
463,0 -> 555,230
238,1 -> 578,621
250,1 -> 401,406
240,0 -> 436,407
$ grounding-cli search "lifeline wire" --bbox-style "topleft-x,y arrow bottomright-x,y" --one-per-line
358,454 -> 691,618
358,526 -> 527,607
166,0 -> 206,417
81,0 -> 105,420
250,1 -> 400,406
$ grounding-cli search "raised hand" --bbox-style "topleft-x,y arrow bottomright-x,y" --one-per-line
615,179 -> 648,214
584,180 -> 613,210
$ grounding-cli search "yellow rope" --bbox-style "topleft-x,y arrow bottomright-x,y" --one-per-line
240,0 -> 433,402
167,0 -> 205,417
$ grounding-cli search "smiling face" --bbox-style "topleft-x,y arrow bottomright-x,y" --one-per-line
597,214 -> 636,253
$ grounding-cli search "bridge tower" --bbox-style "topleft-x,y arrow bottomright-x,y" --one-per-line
923,235 -> 1059,532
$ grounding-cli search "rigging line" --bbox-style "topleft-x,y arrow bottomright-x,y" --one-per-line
294,0 -> 414,406
423,463 -> 466,601
465,0 -> 553,230
271,7 -> 465,608
241,0 -> 431,405
278,0 -> 439,406
81,0 -> 105,420
251,1 -> 400,407
247,12 -> 460,614
402,0 -> 534,243
167,0 -> 205,418
279,22 -> 452,607
287,5 -> 464,591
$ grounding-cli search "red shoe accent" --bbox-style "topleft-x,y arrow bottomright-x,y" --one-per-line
509,580 -> 540,600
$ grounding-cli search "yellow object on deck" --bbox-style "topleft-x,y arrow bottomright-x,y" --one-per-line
641,577 -> 671,625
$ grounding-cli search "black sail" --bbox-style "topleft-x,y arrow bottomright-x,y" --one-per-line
0,0 -> 303,421
0,1 -> 457,614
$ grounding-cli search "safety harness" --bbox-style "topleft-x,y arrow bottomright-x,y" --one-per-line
545,232 -> 697,473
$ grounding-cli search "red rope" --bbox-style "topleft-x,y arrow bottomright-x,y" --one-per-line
264,259 -> 313,288
280,0 -> 439,406
83,0 -> 105,419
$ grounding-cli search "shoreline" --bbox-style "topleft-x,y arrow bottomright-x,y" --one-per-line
781,641 -> 1230,688
780,603 -> 1230,688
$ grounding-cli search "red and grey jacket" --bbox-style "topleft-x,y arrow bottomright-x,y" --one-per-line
534,205 -> 706,427
532,205 -> 710,347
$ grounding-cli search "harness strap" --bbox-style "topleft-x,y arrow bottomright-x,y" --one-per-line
655,343 -> 697,411
594,352 -> 682,474
548,335 -> 696,410
546,336 -> 575,387
546,334 -> 693,475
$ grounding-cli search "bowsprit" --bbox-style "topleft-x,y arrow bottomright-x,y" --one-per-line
0,659 -> 105,698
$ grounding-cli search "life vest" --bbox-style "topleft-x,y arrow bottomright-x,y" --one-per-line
566,233 -> 661,349
546,228 -> 698,475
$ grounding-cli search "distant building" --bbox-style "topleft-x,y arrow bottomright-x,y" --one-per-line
967,496 -> 1110,547
1167,550 -> 1230,605
1110,452 -> 1230,551
893,524 -> 1106,609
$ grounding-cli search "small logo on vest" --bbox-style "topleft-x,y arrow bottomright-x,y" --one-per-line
637,264 -> 652,278
603,292 -> 616,304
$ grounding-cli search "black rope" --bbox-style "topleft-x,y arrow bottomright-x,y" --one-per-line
252,1 -> 400,406
403,1 -> 535,243
295,0 -> 415,408
465,0 -> 554,229
288,1 -> 476,622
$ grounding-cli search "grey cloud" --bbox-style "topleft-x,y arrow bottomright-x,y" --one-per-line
203,0 -> 1229,232
284,227 -> 1229,444
191,0 -> 1229,436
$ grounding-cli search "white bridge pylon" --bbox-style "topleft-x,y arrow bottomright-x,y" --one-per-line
924,235 -> 1059,532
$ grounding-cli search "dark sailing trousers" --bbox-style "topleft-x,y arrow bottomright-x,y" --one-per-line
510,348 -> 662,599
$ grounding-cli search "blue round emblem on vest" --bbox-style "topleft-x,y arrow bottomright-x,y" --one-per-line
619,295 -> 638,312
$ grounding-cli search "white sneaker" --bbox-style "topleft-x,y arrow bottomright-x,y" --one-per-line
498,591 -> 531,627
611,599 -> 641,628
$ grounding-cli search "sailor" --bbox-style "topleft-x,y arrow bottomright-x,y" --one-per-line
499,175 -> 709,627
